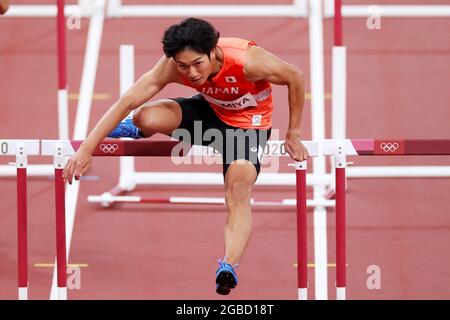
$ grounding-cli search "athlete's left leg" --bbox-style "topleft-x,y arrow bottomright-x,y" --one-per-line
215,160 -> 256,295
223,161 -> 257,265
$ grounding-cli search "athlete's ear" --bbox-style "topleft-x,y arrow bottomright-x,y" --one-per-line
207,48 -> 215,61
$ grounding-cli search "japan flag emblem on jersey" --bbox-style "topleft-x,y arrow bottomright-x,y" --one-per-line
225,76 -> 237,83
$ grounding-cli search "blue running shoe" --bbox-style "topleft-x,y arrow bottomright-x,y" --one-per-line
216,260 -> 238,295
108,116 -> 142,139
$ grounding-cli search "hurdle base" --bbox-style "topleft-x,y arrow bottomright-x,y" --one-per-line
18,287 -> 28,300
58,287 -> 68,300
298,288 -> 307,300
336,287 -> 346,300
87,194 -> 337,208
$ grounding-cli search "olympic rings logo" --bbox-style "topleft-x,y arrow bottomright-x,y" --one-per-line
379,142 -> 399,153
99,143 -> 119,154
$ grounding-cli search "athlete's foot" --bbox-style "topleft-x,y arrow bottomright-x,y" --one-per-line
215,260 -> 238,295
108,117 -> 143,139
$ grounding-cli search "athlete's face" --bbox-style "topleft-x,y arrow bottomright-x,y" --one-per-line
174,49 -> 215,86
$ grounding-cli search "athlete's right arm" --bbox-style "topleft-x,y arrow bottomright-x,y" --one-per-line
63,56 -> 180,183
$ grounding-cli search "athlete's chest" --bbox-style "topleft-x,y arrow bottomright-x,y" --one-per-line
198,75 -> 254,97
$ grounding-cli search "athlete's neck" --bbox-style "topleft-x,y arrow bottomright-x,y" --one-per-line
208,47 -> 224,80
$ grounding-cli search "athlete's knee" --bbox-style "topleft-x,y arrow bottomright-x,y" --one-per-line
133,100 -> 181,135
133,106 -> 156,130
133,100 -> 170,130
225,179 -> 253,207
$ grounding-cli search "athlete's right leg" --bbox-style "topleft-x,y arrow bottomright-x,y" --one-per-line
108,99 -> 182,139
132,99 -> 182,137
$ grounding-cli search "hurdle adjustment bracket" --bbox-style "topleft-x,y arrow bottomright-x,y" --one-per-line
15,143 -> 28,168
289,161 -> 308,170
334,141 -> 347,168
53,143 -> 66,169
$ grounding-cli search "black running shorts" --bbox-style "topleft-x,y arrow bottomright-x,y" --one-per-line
170,94 -> 271,177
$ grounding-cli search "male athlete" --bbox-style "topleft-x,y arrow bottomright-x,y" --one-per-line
63,18 -> 309,295
0,0 -> 9,15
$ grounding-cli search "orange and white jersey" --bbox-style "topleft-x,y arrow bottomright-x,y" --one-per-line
182,38 -> 273,129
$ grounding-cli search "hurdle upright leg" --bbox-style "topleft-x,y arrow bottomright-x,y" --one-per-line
295,161 -> 308,300
334,144 -> 347,300
53,144 -> 67,300
16,146 -> 29,300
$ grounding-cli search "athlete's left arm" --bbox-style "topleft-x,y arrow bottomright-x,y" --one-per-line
244,45 -> 309,161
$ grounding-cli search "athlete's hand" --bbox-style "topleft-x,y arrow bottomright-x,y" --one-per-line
284,132 -> 310,162
0,0 -> 10,15
62,146 -> 93,185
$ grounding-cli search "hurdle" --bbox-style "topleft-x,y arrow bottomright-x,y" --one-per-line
329,0 -> 450,182
41,138 -> 319,300
303,138 -> 450,300
321,138 -> 450,299
0,140 -> 40,300
324,1 -> 450,298
87,195 -> 335,208
0,0 -> 102,178
2,138 -> 444,299
40,138 -> 450,300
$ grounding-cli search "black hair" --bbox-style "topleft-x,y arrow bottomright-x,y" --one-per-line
162,17 -> 220,58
